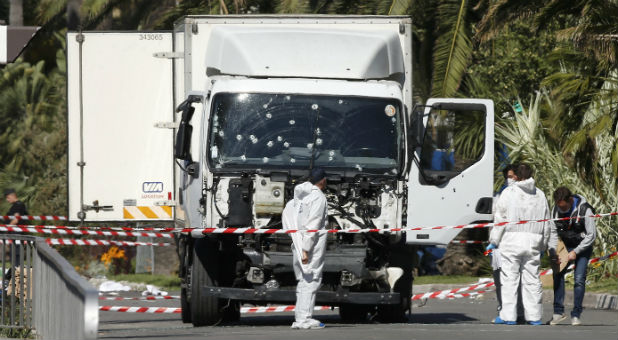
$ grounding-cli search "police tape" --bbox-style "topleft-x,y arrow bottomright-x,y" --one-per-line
99,295 -> 180,301
0,224 -> 173,238
99,305 -> 332,314
446,288 -> 496,299
180,211 -> 618,235
99,306 -> 181,314
450,240 -> 486,244
47,238 -> 172,247
2,215 -> 67,221
418,251 -> 618,301
5,211 -> 616,235
411,281 -> 496,301
99,252 -> 618,315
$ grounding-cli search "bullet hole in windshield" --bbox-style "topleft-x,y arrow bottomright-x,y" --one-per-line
266,113 -> 272,119
316,138 -> 323,146
218,131 -> 224,137
283,142 -> 290,148
355,164 -> 363,171
289,120 -> 296,125
236,134 -> 243,141
316,128 -> 321,135
329,150 -> 335,156
250,135 -> 258,144
240,155 -> 247,162
277,136 -> 283,142
307,143 -> 314,149
262,157 -> 269,163
338,99 -> 343,104
267,141 -> 274,148
290,158 -> 296,163
311,104 -> 319,110
263,104 -> 269,109
328,156 -> 334,161
285,95 -> 291,101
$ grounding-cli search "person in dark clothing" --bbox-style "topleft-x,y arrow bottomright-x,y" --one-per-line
3,189 -> 28,283
4,189 -> 28,225
549,187 -> 597,326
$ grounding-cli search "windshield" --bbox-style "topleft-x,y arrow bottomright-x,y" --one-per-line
207,93 -> 402,175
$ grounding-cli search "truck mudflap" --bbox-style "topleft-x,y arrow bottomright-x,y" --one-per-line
202,286 -> 400,305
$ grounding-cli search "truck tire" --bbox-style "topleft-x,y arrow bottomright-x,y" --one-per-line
376,297 -> 408,322
180,287 -> 192,323
339,304 -> 368,322
190,238 -> 223,326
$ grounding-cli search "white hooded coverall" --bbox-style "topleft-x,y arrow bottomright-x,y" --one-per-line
282,182 -> 328,328
489,178 -> 556,322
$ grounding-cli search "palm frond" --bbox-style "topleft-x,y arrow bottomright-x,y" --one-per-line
431,0 -> 473,97
276,0 -> 310,13
388,0 -> 412,15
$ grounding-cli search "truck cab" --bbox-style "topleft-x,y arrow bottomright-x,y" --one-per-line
67,15 -> 494,326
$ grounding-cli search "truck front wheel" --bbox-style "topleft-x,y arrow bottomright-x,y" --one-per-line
338,304 -> 369,322
190,238 -> 223,326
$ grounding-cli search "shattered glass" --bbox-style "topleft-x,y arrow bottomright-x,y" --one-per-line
208,93 -> 402,174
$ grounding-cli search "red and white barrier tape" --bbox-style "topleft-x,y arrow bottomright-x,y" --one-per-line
99,295 -> 180,301
446,288 -> 496,299
241,305 -> 331,314
22,225 -> 176,232
0,225 -> 173,238
450,240 -> 487,244
411,281 -> 496,301
177,211 -> 618,235
99,305 -> 332,314
48,238 -> 171,247
2,215 -> 67,221
99,306 -> 181,314
8,211 -> 615,235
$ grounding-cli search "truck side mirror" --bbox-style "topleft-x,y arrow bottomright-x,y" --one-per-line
410,105 -> 425,148
174,97 -> 198,161
175,120 -> 193,161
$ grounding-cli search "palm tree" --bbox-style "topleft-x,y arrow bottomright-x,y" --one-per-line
9,0 -> 23,25
477,0 -> 618,192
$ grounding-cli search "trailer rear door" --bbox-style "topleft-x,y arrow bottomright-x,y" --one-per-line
67,32 -> 175,222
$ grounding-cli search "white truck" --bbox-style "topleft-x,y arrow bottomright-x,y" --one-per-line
66,15 -> 494,325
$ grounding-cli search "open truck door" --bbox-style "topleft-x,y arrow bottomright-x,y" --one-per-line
67,32 -> 175,222
406,98 -> 494,244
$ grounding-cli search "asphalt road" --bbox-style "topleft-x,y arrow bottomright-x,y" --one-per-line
98,291 -> 618,340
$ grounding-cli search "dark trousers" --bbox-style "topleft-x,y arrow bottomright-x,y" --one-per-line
553,247 -> 592,318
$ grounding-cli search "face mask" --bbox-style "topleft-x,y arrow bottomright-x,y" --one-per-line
507,178 -> 515,186
557,207 -> 570,214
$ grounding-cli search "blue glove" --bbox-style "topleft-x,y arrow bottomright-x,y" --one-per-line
485,243 -> 496,251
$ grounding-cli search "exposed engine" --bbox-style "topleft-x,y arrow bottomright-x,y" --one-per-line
202,173 -> 407,292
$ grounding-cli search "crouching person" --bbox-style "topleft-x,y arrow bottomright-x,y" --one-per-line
550,187 -> 597,326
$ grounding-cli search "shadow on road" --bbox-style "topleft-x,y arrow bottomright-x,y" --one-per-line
409,313 -> 477,324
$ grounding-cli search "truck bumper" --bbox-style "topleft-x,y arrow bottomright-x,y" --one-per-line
202,286 -> 400,305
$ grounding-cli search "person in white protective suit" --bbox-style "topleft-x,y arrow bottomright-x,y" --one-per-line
282,168 -> 328,329
489,164 -> 557,326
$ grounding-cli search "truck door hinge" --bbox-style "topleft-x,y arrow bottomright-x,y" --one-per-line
154,121 -> 180,129
155,200 -> 177,207
153,52 -> 183,59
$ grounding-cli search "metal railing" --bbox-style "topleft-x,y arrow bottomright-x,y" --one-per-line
0,235 -> 34,331
0,235 -> 98,339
